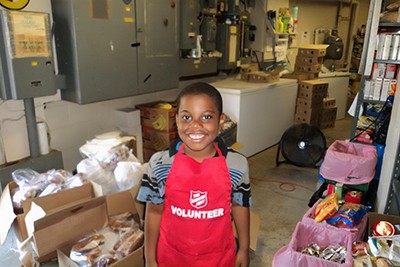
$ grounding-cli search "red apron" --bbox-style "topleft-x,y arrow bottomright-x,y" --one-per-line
157,143 -> 235,267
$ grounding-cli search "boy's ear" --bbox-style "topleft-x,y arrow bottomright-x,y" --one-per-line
219,113 -> 226,131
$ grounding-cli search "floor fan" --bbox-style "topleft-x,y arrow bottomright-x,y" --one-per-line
276,123 -> 327,168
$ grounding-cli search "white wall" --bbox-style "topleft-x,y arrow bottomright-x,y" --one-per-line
287,0 -> 370,70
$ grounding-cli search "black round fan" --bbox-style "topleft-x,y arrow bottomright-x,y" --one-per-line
276,123 -> 327,168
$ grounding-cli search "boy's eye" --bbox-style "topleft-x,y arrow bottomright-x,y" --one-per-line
202,114 -> 213,120
181,115 -> 191,121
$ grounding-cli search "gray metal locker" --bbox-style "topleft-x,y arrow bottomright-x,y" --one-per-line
136,0 -> 179,94
51,0 -> 139,104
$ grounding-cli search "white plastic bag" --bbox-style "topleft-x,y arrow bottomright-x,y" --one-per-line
114,161 -> 143,191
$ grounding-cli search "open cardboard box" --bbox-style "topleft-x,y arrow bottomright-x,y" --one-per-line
0,181 -> 102,245
23,185 -> 144,266
366,212 -> 400,239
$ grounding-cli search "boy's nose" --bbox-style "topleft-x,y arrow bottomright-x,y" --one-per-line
190,119 -> 202,128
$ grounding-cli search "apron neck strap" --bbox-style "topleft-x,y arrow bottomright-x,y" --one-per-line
178,142 -> 223,157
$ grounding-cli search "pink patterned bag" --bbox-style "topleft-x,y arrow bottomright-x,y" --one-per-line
320,140 -> 377,185
302,198 -> 367,242
272,222 -> 353,267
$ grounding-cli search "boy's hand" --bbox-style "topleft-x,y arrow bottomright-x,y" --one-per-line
236,248 -> 249,267
146,262 -> 158,267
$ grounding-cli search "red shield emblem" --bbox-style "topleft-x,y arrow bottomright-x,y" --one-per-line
189,190 -> 208,209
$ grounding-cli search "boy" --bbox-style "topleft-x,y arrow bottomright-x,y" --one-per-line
137,82 -> 252,267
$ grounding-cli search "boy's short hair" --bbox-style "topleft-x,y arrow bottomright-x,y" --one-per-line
176,82 -> 223,116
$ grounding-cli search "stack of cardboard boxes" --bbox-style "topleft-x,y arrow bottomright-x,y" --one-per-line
294,79 -> 329,127
282,44 -> 329,82
283,45 -> 338,129
136,102 -> 178,162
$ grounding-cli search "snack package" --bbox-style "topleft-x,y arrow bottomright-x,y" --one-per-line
326,203 -> 371,228
314,193 -> 339,223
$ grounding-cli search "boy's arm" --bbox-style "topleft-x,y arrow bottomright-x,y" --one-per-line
232,202 -> 250,267
144,203 -> 164,267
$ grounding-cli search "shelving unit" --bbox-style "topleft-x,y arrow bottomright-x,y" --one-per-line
350,0 -> 400,214
350,0 -> 396,138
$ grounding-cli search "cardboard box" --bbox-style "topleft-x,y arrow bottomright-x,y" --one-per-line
233,210 -> 260,252
296,97 -> 322,110
298,80 -> 329,99
282,71 -> 319,81
294,113 -> 318,126
136,101 -> 177,132
0,181 -> 102,245
142,127 -> 179,151
294,63 -> 321,73
319,106 -> 337,122
248,71 -> 280,83
297,44 -> 329,57
219,123 -> 237,147
295,106 -> 320,122
143,147 -> 158,163
295,56 -> 323,66
24,186 -> 144,265
240,63 -> 259,81
323,98 -> 337,109
318,120 -> 336,129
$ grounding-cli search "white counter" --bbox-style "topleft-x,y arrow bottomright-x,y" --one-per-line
212,78 -> 298,157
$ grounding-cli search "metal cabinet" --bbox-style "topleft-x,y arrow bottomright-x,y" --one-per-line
51,0 -> 179,104
136,0 -> 179,94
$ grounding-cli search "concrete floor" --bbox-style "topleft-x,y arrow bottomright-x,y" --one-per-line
248,115 -> 353,267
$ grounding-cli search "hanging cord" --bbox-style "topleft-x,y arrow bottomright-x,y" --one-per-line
251,50 -> 262,70
349,96 -> 391,142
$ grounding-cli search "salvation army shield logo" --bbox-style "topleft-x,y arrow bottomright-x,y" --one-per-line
189,190 -> 208,209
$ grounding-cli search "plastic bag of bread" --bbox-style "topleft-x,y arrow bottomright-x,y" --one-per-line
314,193 -> 339,223
95,145 -> 131,170
109,212 -> 140,232
70,234 -> 106,266
113,229 -> 144,257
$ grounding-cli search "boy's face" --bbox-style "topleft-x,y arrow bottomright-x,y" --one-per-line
176,94 -> 224,159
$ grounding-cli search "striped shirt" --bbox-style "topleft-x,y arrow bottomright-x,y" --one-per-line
137,138 -> 252,207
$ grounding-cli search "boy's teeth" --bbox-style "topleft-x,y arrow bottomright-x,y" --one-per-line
190,134 -> 204,139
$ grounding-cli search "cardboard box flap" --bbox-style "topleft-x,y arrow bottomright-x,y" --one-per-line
0,183 -> 17,244
130,183 -> 145,221
28,196 -> 108,257
106,187 -> 141,223
249,211 -> 261,251
21,181 -> 103,213
232,210 -> 261,252
299,44 -> 329,50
